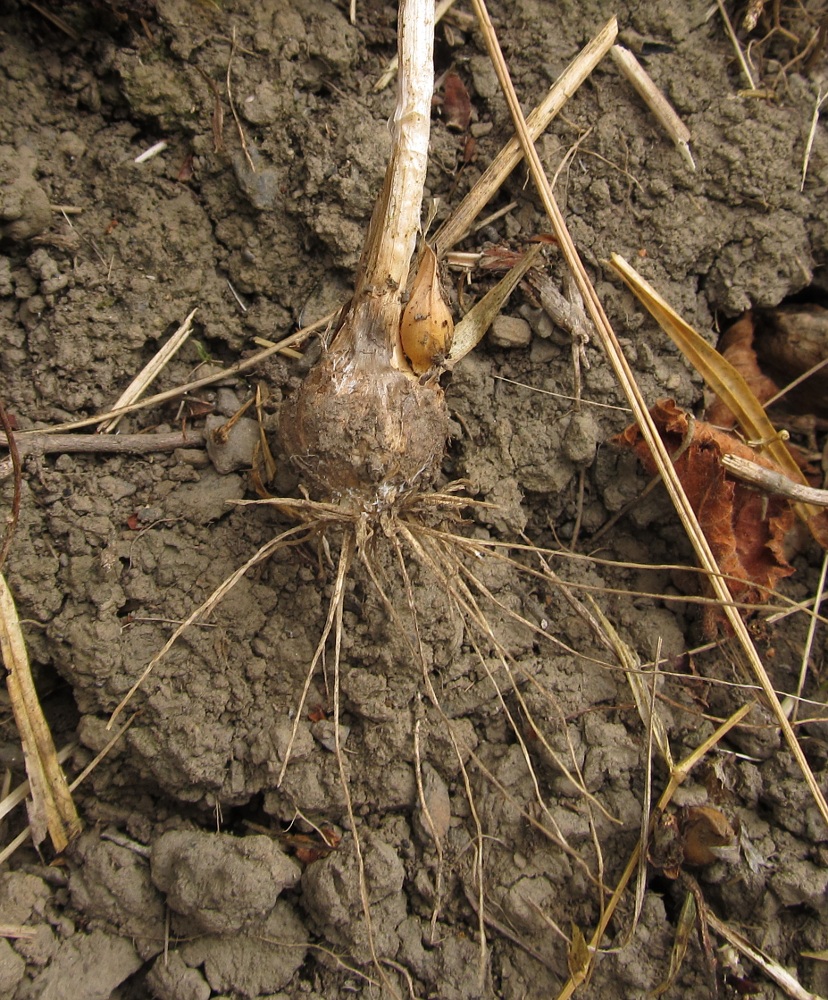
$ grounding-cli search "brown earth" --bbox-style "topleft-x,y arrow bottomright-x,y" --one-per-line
1,1 -> 827,998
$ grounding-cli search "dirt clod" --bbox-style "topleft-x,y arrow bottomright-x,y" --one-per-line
151,829 -> 301,935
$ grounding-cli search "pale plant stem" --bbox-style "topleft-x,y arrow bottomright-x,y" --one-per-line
358,0 -> 432,295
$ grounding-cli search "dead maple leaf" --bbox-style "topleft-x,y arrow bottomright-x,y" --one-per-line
615,399 -> 795,624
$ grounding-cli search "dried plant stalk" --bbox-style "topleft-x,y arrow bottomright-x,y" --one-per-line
0,573 -> 80,853
280,0 -> 452,508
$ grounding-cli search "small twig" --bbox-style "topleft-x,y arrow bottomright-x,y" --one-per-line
0,430 -> 206,469
0,401 -> 21,572
100,829 -> 151,858
721,454 -> 828,507
610,45 -> 695,170
717,0 -> 757,90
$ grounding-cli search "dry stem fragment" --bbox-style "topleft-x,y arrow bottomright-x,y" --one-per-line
0,573 -> 81,854
610,45 -> 696,170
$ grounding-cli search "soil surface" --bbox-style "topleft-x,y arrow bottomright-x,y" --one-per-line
1,1 -> 828,998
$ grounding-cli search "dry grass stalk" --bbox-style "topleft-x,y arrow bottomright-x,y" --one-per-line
0,714 -> 136,866
708,913 -> 823,1000
716,0 -> 758,90
98,307 -> 197,432
469,0 -> 828,830
610,44 -> 695,170
788,550 -> 828,723
801,89 -> 827,190
432,16 -> 618,256
0,742 -> 76,826
0,573 -> 81,854
4,309 -> 337,438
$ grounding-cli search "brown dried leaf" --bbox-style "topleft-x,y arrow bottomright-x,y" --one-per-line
706,312 -> 779,428
400,244 -> 454,373
680,805 -> 738,867
615,399 -> 796,611
442,71 -> 471,132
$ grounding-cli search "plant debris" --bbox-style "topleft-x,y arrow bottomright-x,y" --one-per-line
615,398 -> 797,620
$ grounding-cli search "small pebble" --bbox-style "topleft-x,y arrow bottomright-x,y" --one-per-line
489,314 -> 532,348
205,414 -> 259,474
215,388 -> 242,417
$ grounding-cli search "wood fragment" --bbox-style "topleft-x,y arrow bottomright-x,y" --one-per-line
0,431 -> 206,478
721,454 -> 828,507
610,45 -> 695,170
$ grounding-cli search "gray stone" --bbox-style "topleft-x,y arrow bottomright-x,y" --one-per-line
489,314 -> 532,348
205,414 -> 260,474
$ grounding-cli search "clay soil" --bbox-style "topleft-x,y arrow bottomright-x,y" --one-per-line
1,1 -> 828,998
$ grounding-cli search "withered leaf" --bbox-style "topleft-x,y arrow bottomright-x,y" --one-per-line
400,244 -> 454,374
706,312 -> 779,428
442,71 -> 471,132
615,399 -> 796,613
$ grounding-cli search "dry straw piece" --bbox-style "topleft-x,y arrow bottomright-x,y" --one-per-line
0,573 -> 81,854
610,44 -> 696,170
